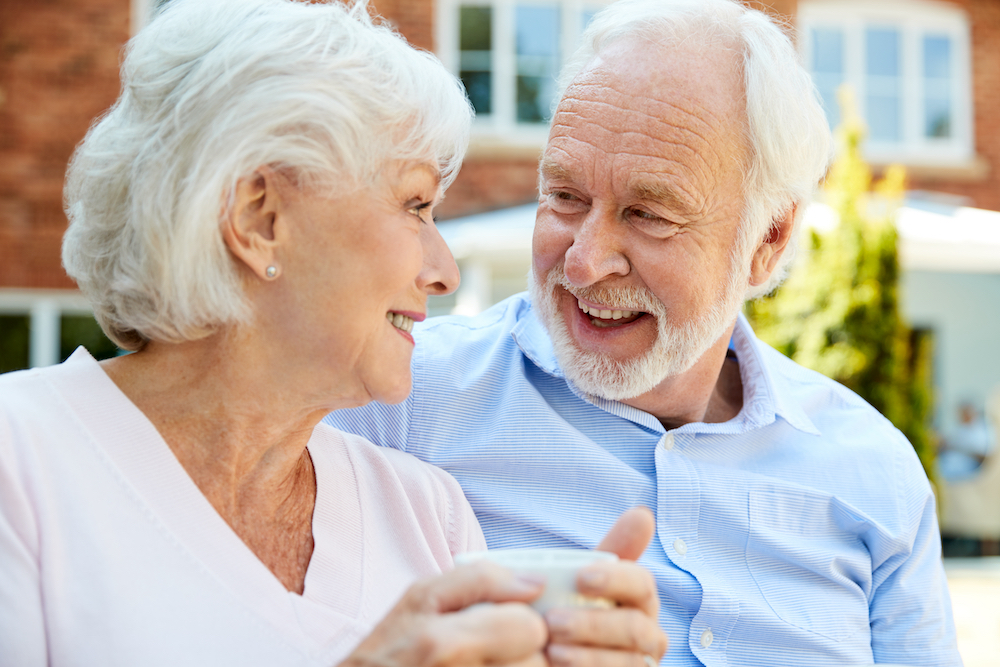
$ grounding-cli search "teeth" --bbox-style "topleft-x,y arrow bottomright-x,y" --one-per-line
576,299 -> 635,320
387,312 -> 414,333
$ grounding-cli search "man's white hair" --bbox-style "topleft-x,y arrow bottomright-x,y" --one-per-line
63,0 -> 472,350
556,0 -> 833,298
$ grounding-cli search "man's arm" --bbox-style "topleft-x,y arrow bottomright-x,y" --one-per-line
869,451 -> 962,666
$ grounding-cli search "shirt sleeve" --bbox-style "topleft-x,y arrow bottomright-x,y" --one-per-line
0,410 -> 48,666
868,445 -> 962,666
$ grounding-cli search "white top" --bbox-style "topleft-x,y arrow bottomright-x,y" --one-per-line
0,348 -> 486,667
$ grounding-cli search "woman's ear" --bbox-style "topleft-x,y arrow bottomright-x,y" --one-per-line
749,203 -> 797,288
222,168 -> 285,281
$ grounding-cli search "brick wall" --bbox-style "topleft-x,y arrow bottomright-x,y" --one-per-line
0,0 -> 128,289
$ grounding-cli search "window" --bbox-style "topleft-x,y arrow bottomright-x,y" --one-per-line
440,0 -> 611,142
0,291 -> 121,371
799,0 -> 973,166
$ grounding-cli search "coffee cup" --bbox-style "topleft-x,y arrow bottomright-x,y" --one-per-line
455,548 -> 619,614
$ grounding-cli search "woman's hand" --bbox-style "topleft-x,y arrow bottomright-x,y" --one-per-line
340,562 -> 548,667
545,507 -> 669,667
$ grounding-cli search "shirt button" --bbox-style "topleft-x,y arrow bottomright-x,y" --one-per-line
673,538 -> 687,556
661,433 -> 675,450
700,628 -> 714,648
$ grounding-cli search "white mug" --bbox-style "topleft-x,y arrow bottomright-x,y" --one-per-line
455,548 -> 619,614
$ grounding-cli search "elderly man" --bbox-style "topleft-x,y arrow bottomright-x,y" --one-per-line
327,0 -> 960,664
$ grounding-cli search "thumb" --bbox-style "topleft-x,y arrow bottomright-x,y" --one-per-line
597,506 -> 655,561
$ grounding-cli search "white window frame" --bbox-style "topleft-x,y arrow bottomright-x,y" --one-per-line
0,289 -> 100,368
798,0 -> 974,167
436,0 -> 611,148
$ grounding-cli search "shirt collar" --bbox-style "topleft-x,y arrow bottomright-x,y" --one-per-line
511,296 -> 819,436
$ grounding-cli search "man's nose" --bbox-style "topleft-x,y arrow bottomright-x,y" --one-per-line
563,207 -> 630,288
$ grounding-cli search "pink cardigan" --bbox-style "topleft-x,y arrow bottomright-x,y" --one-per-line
0,348 -> 485,666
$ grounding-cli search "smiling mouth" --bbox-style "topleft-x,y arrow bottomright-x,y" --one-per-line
387,312 -> 415,333
577,299 -> 645,328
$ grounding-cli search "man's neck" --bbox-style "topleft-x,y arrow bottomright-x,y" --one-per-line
621,327 -> 743,430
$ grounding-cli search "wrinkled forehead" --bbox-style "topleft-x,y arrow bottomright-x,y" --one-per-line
545,38 -> 749,203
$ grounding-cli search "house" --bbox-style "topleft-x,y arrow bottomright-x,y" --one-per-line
1,0 -> 998,379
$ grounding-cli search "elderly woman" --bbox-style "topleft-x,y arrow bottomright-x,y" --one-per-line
0,0 -> 666,666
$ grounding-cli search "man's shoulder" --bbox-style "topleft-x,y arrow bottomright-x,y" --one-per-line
420,293 -> 531,334
753,338 -> 911,446
413,293 -> 532,363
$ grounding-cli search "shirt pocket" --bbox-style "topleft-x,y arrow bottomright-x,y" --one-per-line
746,487 -> 873,641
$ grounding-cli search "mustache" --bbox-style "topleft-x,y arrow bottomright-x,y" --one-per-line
544,266 -> 663,315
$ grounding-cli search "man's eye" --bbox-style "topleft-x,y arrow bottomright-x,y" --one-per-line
628,208 -> 661,221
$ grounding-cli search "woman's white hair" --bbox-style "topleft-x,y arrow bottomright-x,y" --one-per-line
63,0 -> 473,350
556,0 -> 833,299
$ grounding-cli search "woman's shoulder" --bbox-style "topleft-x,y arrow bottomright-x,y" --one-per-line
312,423 -> 464,496
310,423 -> 485,553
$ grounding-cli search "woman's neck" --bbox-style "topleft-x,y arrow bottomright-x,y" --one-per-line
100,332 -> 323,593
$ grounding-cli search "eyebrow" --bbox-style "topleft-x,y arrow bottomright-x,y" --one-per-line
538,156 -> 573,184
631,178 -> 694,216
541,155 -> 695,216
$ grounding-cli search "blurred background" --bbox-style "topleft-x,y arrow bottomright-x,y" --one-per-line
1,0 -> 998,660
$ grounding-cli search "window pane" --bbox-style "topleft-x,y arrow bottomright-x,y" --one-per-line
811,27 -> 844,127
924,35 -> 950,78
60,315 -> 120,363
515,5 -> 560,123
866,28 -> 899,77
460,6 -> 492,50
865,27 -> 901,142
923,35 -> 952,138
460,6 -> 493,115
0,315 -> 30,374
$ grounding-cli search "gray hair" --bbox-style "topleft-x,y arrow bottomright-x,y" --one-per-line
63,0 -> 473,350
556,0 -> 832,298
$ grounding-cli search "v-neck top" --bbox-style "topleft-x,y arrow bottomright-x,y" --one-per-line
0,348 -> 485,667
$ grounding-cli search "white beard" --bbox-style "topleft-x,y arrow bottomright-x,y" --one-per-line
529,252 -> 749,401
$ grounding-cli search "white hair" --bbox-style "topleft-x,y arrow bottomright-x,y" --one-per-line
63,0 -> 473,350
556,0 -> 833,299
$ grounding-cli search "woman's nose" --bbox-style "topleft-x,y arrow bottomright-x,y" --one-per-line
417,223 -> 460,296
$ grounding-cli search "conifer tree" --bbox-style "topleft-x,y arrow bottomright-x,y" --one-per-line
746,89 -> 936,480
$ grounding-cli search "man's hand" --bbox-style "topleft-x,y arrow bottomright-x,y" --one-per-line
544,507 -> 668,667
341,562 -> 548,667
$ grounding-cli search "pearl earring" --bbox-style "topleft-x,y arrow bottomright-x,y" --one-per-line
265,265 -> 278,279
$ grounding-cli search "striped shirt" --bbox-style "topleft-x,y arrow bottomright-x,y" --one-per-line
325,292 -> 961,667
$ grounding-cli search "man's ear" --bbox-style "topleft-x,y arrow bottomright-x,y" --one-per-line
748,203 -> 797,288
221,168 -> 285,281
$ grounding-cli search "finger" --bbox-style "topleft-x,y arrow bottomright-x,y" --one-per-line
427,602 -> 548,665
596,507 -> 655,561
405,561 -> 545,613
575,561 -> 659,617
546,644 -> 666,667
545,607 -> 668,657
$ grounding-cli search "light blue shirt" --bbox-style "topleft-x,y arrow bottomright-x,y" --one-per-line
325,293 -> 960,667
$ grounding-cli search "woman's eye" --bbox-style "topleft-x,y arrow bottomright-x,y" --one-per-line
407,202 -> 434,224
